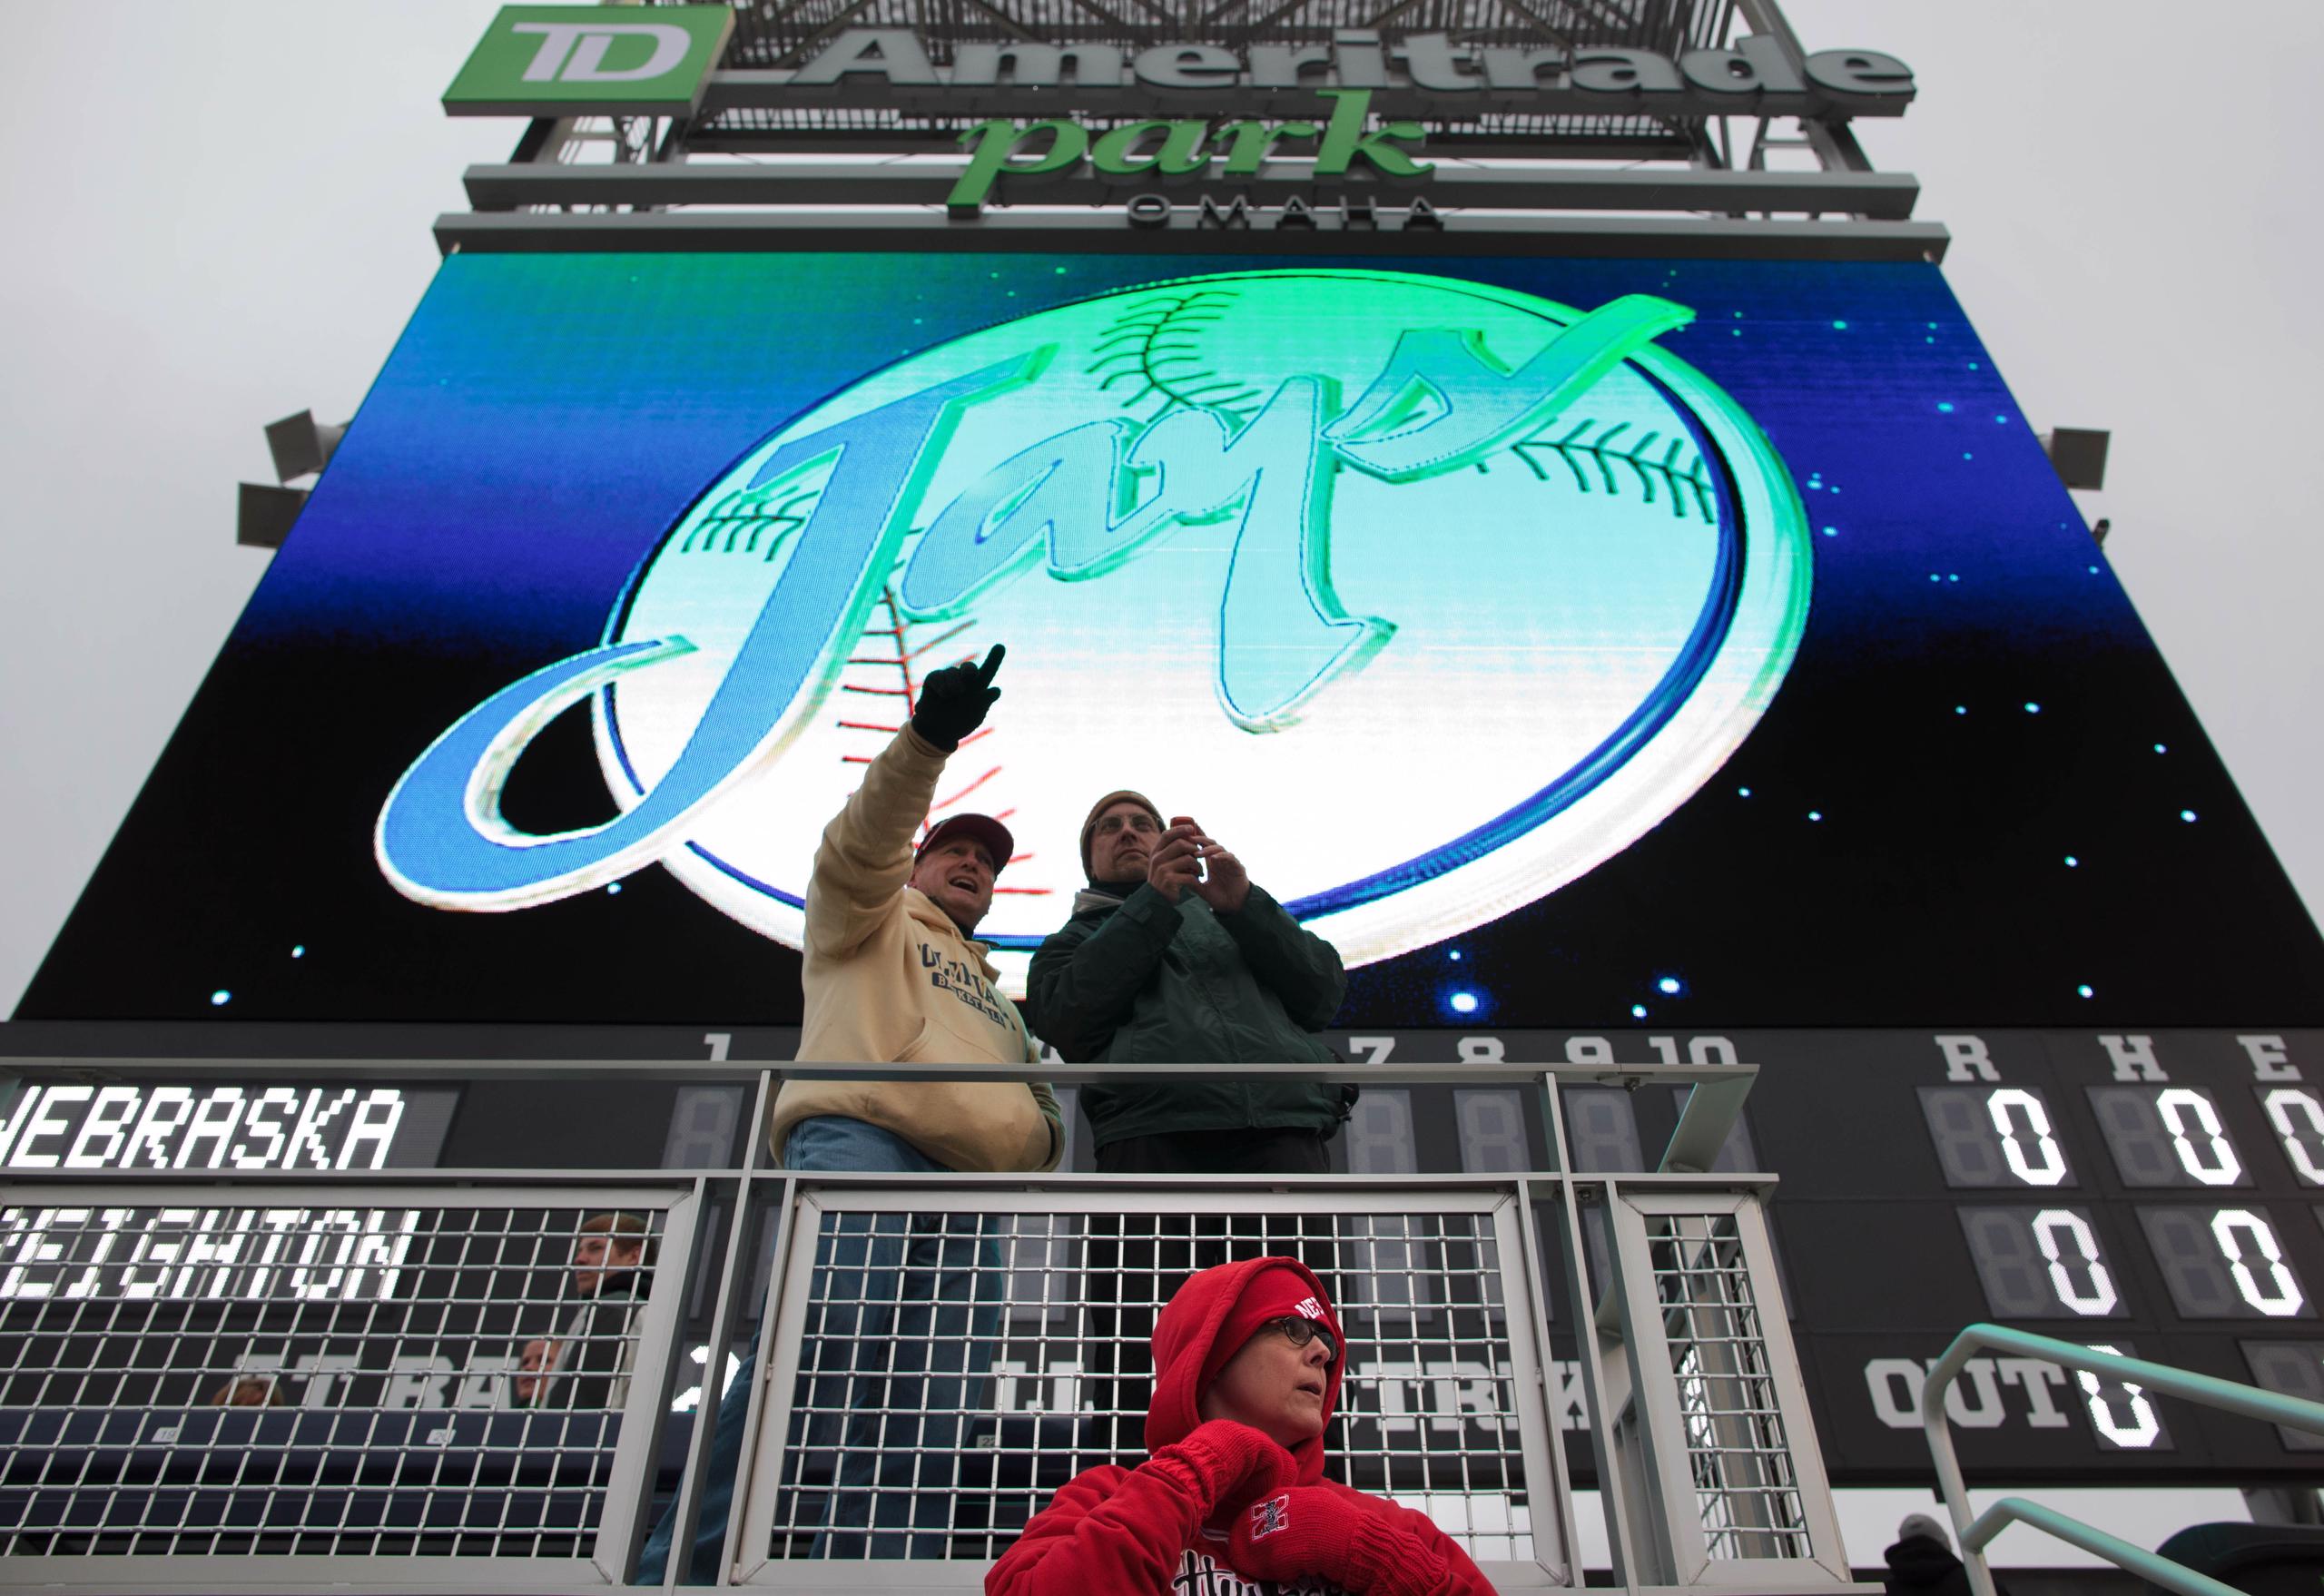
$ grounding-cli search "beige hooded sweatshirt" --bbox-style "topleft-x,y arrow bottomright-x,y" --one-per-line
768,725 -> 1062,1173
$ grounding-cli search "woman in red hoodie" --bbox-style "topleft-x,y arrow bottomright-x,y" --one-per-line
987,1255 -> 1496,1596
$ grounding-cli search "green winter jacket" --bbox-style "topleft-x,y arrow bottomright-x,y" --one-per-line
1026,881 -> 1353,1148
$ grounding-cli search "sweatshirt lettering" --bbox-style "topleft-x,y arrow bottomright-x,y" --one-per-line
923,944 -> 1016,1031
1175,1547 -> 1349,1595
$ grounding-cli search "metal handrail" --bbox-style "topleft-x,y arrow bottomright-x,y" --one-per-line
0,1056 -> 1748,1085
0,1056 -> 1762,1190
1922,1323 -> 2324,1596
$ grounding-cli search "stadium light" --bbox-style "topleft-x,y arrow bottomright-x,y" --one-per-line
264,410 -> 346,485
2039,426 -> 2110,490
236,409 -> 346,549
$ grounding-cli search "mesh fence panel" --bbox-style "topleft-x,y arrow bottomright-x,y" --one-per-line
0,1199 -> 666,1559
763,1200 -> 1535,1563
1645,1212 -> 1809,1562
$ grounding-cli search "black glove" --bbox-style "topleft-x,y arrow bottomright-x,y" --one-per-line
911,644 -> 1005,752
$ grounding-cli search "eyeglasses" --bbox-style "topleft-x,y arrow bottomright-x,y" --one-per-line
1094,812 -> 1161,835
1258,1315 -> 1337,1364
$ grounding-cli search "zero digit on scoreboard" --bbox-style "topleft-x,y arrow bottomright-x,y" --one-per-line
2137,1205 -> 2311,1319
2078,1342 -> 2167,1450
1956,1205 -> 2125,1318
2087,1084 -> 2252,1188
2258,1085 -> 2324,1184
1917,1084 -> 2076,1188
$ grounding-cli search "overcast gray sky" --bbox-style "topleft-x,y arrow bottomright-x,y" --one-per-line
0,0 -> 2310,1555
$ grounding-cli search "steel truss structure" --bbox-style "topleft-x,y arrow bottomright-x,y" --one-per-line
439,0 -> 1947,260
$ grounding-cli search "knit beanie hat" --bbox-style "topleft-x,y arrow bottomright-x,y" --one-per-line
1197,1263 -> 1339,1390
1078,789 -> 1165,876
1896,1513 -> 1951,1550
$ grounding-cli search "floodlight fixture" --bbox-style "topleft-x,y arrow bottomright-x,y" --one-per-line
2039,427 -> 2110,491
237,483 -> 309,549
264,410 -> 347,486
239,409 -> 347,548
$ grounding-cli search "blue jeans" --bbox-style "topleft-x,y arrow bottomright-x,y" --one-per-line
635,1117 -> 999,1581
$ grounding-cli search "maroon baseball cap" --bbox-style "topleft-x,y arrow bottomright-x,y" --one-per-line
917,813 -> 1014,875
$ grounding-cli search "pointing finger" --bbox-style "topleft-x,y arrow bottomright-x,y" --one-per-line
976,643 -> 1006,685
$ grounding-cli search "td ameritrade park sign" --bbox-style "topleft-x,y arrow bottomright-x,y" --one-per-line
446,5 -> 736,116
949,89 -> 1429,214
448,8 -> 1915,123
777,28 -> 1913,113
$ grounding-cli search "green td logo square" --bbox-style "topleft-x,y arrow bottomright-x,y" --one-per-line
445,5 -> 735,116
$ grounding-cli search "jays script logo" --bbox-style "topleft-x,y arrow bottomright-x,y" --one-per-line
376,270 -> 1810,993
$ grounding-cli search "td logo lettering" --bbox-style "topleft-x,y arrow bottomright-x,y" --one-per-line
376,271 -> 1810,993
443,5 -> 734,112
511,22 -> 697,84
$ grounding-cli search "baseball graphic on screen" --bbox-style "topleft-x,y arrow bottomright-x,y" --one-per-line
581,269 -> 1810,992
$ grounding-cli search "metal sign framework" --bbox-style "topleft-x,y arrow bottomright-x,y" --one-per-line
438,0 -> 1947,260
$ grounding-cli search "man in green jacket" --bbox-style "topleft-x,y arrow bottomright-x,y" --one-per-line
1027,790 -> 1353,1174
1029,790 -> 1354,1459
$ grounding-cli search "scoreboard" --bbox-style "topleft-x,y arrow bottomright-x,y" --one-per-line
10,1026 -> 2318,1482
1321,1027 -> 2324,1483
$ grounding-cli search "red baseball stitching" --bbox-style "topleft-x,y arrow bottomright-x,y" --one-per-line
830,585 -> 1050,894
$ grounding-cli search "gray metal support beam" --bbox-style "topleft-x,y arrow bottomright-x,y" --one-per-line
434,207 -> 1946,261
1727,0 -> 1874,173
460,160 -> 1918,216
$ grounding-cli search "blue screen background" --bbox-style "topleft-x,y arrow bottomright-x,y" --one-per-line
20,251 -> 2317,1030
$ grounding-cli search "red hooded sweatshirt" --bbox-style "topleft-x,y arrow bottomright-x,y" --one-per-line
986,1256 -> 1495,1596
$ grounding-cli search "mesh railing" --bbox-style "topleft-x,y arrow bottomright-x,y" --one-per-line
747,1190 -> 1541,1571
0,1193 -> 678,1562
1646,1211 -> 1810,1562
0,1059 -> 1850,1593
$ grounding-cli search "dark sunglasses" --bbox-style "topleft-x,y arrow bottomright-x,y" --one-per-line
1258,1315 -> 1337,1364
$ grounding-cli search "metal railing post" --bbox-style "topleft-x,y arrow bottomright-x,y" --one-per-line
1923,1324 -> 2324,1596
654,1068 -> 780,1589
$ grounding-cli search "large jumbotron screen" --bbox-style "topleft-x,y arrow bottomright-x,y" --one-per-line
17,250 -> 2320,1028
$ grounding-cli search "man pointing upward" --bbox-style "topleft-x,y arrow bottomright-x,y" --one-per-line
640,642 -> 1061,1581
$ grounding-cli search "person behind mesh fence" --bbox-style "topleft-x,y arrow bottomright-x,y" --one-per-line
512,1337 -> 555,1409
1029,790 -> 1357,1458
517,1213 -> 650,1412
988,1256 -> 1493,1596
206,1375 -> 285,1407
639,645 -> 1065,1582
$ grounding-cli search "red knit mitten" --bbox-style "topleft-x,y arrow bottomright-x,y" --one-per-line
1229,1488 -> 1450,1595
1153,1420 -> 1299,1518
